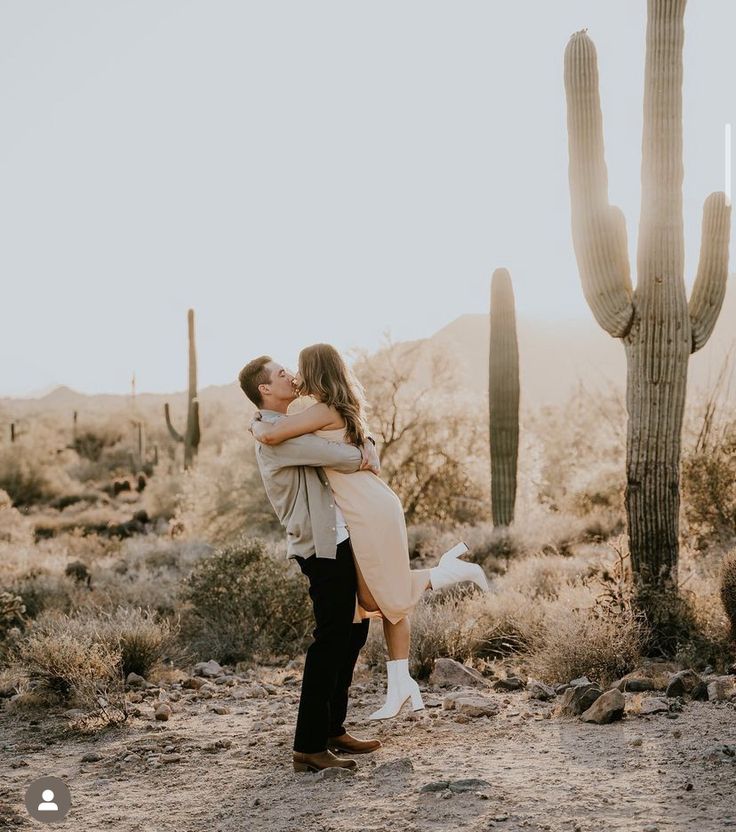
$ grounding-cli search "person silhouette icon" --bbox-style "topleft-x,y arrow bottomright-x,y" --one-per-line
37,790 -> 58,812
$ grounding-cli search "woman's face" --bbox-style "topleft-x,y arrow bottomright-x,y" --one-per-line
293,369 -> 304,393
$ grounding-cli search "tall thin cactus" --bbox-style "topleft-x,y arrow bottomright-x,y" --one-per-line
489,268 -> 520,527
564,1 -> 731,619
164,308 -> 201,469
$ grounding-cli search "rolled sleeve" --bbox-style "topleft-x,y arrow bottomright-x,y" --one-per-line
265,433 -> 362,473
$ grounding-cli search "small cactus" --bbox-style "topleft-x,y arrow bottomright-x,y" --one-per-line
721,551 -> 736,640
164,308 -> 201,469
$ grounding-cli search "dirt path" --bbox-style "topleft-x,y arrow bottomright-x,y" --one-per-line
1,662 -> 735,832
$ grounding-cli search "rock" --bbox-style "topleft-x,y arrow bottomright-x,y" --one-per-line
429,658 -> 490,689
154,704 -> 172,721
420,781 -> 451,793
638,698 -> 669,715
374,758 -> 414,778
126,672 -> 147,687
314,766 -> 355,781
247,684 -> 269,699
642,825 -> 659,832
454,696 -> 499,718
558,683 -> 602,716
707,676 -> 736,702
612,672 -> 655,693
691,681 -> 709,701
448,778 -> 492,793
194,660 -> 224,678
527,679 -> 556,701
442,691 -> 466,710
580,689 -> 625,724
161,753 -> 182,764
211,706 -> 230,715
81,752 -> 102,763
665,670 -> 702,698
63,709 -> 86,719
703,744 -> 736,762
494,676 -> 525,692
183,677 -> 206,690
204,739 -> 233,753
569,676 -> 591,687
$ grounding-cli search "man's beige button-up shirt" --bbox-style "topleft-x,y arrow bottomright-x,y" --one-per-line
254,410 -> 362,559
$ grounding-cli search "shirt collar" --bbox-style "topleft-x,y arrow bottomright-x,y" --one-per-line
258,409 -> 285,422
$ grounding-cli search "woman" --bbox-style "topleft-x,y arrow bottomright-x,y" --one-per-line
250,343 -> 488,719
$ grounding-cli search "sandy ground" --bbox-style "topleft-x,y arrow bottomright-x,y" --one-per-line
1,661 -> 735,832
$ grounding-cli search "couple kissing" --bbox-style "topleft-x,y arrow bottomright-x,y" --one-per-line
238,343 -> 489,773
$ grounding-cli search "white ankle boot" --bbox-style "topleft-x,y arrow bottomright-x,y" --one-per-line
368,658 -> 425,720
429,542 -> 489,592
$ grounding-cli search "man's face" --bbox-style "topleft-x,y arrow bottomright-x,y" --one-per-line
260,361 -> 297,405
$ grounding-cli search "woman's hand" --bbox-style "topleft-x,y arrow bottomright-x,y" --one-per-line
360,441 -> 380,474
249,412 -> 263,439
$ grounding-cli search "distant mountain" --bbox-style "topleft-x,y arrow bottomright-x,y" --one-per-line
2,278 -> 735,415
426,278 -> 736,407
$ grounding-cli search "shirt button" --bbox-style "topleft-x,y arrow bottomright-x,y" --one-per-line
331,527 -> 335,531
329,503 -> 334,508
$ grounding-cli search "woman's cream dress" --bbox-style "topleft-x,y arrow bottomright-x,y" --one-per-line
314,427 -> 431,625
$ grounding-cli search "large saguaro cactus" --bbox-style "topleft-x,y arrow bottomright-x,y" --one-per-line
489,268 -> 520,527
164,308 -> 201,469
564,2 -> 731,620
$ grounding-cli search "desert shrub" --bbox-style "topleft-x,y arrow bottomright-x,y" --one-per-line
0,447 -> 58,507
406,524 -> 440,560
526,603 -> 646,687
75,606 -> 180,678
175,435 -> 279,543
142,466 -> 186,522
5,571 -> 86,619
72,427 -> 121,462
0,489 -> 33,545
681,426 -> 736,552
353,340 -> 488,525
179,536 -> 311,664
14,611 -> 125,715
721,550 -> 736,640
525,383 -> 626,519
0,591 -> 25,644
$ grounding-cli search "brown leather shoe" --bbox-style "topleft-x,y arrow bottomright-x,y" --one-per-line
327,732 -> 382,754
293,749 -> 358,772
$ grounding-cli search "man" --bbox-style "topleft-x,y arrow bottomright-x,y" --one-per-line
238,355 -> 382,773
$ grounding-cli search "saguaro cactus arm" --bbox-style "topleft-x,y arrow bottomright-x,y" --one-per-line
164,403 -> 184,443
564,30 -> 634,338
689,191 -> 732,353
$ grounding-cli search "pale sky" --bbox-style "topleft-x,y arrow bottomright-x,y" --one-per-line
1,0 -> 734,396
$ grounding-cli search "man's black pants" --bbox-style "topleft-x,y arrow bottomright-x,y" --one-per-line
293,538 -> 369,754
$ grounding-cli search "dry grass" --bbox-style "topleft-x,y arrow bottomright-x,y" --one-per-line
14,611 -> 127,718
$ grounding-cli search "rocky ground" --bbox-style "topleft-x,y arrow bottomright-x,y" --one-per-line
1,658 -> 735,832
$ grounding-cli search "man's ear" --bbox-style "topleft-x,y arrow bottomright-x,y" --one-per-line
258,382 -> 270,400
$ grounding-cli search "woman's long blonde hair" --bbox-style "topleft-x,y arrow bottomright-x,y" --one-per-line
298,343 -> 369,446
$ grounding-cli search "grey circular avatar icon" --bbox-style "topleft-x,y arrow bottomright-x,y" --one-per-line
24,776 -> 72,823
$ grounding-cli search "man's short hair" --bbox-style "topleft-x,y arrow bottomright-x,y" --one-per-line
238,355 -> 273,407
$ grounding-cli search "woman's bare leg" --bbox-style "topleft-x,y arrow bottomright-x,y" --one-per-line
353,557 -> 411,660
383,616 -> 410,660
354,558 -> 380,612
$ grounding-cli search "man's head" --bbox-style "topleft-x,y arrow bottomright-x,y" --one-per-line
238,356 -> 296,411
